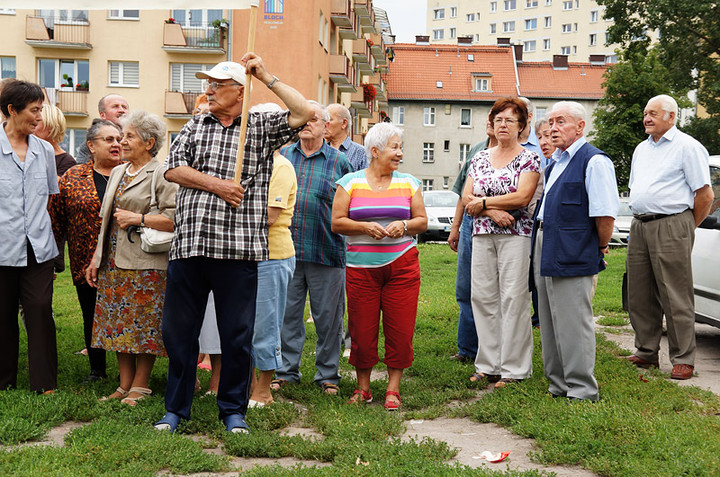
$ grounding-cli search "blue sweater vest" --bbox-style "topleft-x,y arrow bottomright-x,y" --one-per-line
540,142 -> 606,277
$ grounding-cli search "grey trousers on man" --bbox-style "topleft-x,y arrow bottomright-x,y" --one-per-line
534,229 -> 599,401
276,260 -> 345,385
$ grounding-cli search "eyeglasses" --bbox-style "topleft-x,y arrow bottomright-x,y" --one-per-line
202,80 -> 242,92
307,116 -> 326,123
92,135 -> 123,144
493,118 -> 518,126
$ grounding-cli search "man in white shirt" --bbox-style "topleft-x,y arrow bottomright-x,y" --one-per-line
625,94 -> 714,380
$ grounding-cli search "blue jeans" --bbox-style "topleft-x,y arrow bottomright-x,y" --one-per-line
456,214 -> 477,358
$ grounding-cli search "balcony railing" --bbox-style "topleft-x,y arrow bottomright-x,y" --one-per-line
165,91 -> 202,116
56,91 -> 88,115
162,22 -> 226,53
329,54 -> 356,93
25,16 -> 91,48
350,88 -> 372,118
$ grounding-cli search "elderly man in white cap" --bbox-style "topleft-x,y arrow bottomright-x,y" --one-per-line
155,56 -> 313,434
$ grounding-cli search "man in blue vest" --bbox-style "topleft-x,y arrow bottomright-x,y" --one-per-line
531,101 -> 619,402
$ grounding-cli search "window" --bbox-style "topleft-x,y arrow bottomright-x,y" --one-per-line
562,23 -> 572,33
37,9 -> 89,26
422,179 -> 434,191
392,106 -> 404,125
562,1 -> 573,10
525,18 -> 537,30
443,140 -> 450,151
433,8 -> 445,20
0,9 -> 15,15
526,0 -> 538,6
172,9 -> 223,27
474,77 -> 491,91
504,0 -> 517,11
590,10 -> 598,22
503,21 -> 515,32
576,0 -> 579,7
460,108 -> 471,127
433,29 -> 444,40
490,2 -> 497,12
443,177 -> 450,189
524,40 -> 536,52
606,54 -> 618,63
109,61 -> 139,87
38,58 -> 89,91
606,31 -> 612,43
466,13 -> 475,22
60,129 -> 87,159
561,46 -> 570,55
424,107 -> 436,126
490,23 -> 497,34
475,34 -> 480,42
536,107 -> 547,119
423,143 -> 435,163
543,38 -> 551,50
572,45 -> 577,54
574,23 -> 578,31
1,57 -> 15,79
108,10 -> 139,19
459,144 -> 471,163
450,7 -> 457,17
449,28 -> 456,39
589,33 -> 597,46
170,63 -> 213,92
545,0 -> 552,4
544,16 -> 551,27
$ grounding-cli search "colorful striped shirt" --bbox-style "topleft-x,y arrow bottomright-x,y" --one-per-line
336,170 -> 420,268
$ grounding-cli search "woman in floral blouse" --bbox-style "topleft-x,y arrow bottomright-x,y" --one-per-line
462,97 -> 540,389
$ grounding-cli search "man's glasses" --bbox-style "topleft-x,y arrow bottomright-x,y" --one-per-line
92,135 -> 123,144
202,80 -> 242,92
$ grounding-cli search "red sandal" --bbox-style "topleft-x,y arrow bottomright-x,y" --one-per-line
348,388 -> 373,405
384,391 -> 401,411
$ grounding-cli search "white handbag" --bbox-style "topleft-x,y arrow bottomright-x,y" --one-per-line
139,167 -> 174,253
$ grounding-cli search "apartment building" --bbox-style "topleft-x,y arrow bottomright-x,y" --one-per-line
425,0 -> 618,63
386,40 -> 607,191
0,3 -> 388,159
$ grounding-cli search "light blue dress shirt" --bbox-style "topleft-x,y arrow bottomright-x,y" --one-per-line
0,126 -> 59,266
537,136 -> 619,220
629,126 -> 710,215
522,125 -> 546,168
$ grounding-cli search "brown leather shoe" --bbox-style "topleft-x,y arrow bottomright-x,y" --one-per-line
670,364 -> 694,380
624,354 -> 659,369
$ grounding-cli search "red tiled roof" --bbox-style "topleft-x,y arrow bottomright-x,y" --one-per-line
517,62 -> 608,99
386,43 -> 519,101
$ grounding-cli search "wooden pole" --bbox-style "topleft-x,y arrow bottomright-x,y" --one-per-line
234,0 -> 260,183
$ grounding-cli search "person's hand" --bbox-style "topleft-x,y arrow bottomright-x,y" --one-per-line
215,179 -> 246,208
114,208 -> 140,230
384,220 -> 405,239
85,265 -> 99,288
465,196 -> 484,217
364,222 -> 389,240
448,227 -> 460,252
486,209 -> 515,228
240,52 -> 272,84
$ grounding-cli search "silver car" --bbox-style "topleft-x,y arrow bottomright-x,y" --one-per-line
419,190 -> 458,242
693,155 -> 720,327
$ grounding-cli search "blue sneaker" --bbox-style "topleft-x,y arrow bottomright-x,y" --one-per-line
223,414 -> 250,434
154,412 -> 181,433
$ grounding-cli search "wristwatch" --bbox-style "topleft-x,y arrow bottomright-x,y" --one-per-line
267,75 -> 279,89
402,220 -> 408,235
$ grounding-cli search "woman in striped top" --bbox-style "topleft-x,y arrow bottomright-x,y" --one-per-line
332,122 -> 427,411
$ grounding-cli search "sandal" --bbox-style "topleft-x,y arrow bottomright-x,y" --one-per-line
99,386 -> 128,401
469,373 -> 501,383
121,387 -> 152,406
154,411 -> 181,433
384,391 -> 401,411
270,379 -> 289,391
347,389 -> 373,405
494,378 -> 522,389
321,382 -> 339,395
223,413 -> 250,434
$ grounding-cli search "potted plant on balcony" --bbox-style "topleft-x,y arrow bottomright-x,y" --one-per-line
76,81 -> 89,92
60,74 -> 73,90
362,83 -> 376,102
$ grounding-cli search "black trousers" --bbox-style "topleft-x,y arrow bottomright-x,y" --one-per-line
0,244 -> 57,392
75,283 -> 106,375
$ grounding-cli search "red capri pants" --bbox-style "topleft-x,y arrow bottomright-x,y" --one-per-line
346,247 -> 421,369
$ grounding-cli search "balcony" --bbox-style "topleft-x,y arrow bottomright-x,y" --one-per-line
352,39 -> 373,73
55,91 -> 88,116
355,0 -> 376,34
350,88 -> 372,118
366,73 -> 386,102
162,22 -> 226,54
368,33 -> 386,65
331,0 -> 357,40
25,16 -> 91,49
164,91 -> 202,118
329,55 -> 356,93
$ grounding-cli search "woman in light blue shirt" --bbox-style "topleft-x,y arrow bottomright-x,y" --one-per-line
0,80 -> 59,393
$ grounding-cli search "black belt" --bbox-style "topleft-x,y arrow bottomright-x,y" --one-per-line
633,211 -> 684,222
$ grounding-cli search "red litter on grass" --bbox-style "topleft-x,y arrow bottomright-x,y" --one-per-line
474,451 -> 510,463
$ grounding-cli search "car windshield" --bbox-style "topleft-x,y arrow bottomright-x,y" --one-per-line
618,202 -> 632,216
424,192 -> 457,207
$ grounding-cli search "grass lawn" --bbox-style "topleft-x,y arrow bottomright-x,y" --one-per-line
1,244 -> 719,476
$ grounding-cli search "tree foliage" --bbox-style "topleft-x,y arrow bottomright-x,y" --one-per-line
590,47 -> 688,190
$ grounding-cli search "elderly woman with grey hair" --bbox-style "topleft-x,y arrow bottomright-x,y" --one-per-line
86,110 -> 178,405
331,122 -> 427,411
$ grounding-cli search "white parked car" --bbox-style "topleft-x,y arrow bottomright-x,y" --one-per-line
610,199 -> 632,246
419,190 -> 458,242
692,155 -> 720,327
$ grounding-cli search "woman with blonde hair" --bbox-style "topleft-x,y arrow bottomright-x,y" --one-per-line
35,103 -> 76,178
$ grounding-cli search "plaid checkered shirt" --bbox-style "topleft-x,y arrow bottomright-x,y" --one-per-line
167,111 -> 299,261
280,140 -> 351,268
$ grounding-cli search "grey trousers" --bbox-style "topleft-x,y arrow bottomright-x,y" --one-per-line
534,229 -> 599,401
627,210 -> 696,365
276,260 -> 345,385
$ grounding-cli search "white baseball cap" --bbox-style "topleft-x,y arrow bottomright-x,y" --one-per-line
195,62 -> 247,86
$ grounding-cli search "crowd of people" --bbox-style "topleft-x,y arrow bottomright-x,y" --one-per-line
0,52 -> 713,433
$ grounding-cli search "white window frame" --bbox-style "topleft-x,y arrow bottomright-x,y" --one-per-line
38,58 -> 89,91
170,63 -> 214,92
545,0 -> 552,4
504,0 -> 517,11
503,21 -> 515,32
108,10 -> 139,20
590,10 -> 598,23
424,107 -> 436,126
109,61 -> 139,87
433,8 -> 445,20
449,27 -> 457,39
562,23 -> 572,33
544,16 -> 552,28
526,0 -> 538,7
459,144 -> 471,164
562,0 -> 573,10
561,46 -> 571,55
474,77 -> 491,92
450,7 -> 457,17
589,33 -> 597,46
423,143 -> 435,163
490,2 -> 497,12
60,128 -> 87,159
543,38 -> 551,50
1,57 -> 16,79
433,29 -> 444,40
524,40 -> 536,52
443,176 -> 450,189
466,13 -> 475,22
0,9 -> 16,15
392,106 -> 405,125
490,23 -> 497,34
525,18 -> 537,30
422,179 -> 434,191
460,108 -> 472,127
